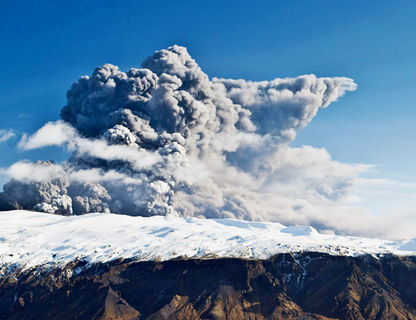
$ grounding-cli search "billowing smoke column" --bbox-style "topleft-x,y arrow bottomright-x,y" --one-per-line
0,45 -> 359,225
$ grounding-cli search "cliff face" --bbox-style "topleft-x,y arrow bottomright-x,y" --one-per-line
1,253 -> 416,320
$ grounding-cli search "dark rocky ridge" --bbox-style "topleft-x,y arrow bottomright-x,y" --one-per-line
1,253 -> 416,320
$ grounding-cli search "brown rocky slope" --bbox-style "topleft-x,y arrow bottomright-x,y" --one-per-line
1,253 -> 416,319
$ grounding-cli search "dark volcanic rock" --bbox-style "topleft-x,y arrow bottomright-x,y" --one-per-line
1,253 -> 416,319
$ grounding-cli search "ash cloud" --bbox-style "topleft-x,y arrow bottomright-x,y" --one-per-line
0,45 -> 360,230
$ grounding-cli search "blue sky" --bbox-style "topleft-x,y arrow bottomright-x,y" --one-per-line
1,0 -> 416,218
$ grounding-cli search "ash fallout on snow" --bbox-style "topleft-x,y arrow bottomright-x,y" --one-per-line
0,45 -> 359,229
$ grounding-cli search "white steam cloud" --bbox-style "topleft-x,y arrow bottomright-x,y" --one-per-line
0,45 -> 361,233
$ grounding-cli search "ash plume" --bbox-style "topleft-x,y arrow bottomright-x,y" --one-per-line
0,45 -> 359,229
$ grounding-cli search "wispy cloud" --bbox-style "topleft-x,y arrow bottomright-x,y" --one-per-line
0,129 -> 16,143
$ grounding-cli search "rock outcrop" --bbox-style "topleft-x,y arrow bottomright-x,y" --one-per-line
1,253 -> 416,320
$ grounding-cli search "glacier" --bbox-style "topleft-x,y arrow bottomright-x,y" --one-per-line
1,210 -> 416,274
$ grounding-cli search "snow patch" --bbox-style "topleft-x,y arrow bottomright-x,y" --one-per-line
281,225 -> 319,236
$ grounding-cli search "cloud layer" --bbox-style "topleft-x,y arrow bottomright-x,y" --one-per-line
0,45 -> 360,232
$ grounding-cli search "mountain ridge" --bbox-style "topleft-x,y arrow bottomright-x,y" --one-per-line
1,210 -> 416,275
2,253 -> 416,320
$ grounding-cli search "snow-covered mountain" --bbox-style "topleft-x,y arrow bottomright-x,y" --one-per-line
2,210 -> 416,274
2,210 -> 416,319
